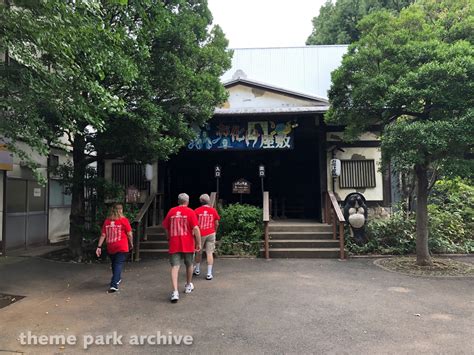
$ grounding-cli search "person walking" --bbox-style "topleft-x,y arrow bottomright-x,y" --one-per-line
96,203 -> 133,293
194,194 -> 220,280
162,193 -> 201,303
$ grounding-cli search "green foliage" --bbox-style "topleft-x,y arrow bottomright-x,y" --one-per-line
326,0 -> 474,263
216,204 -> 263,256
306,0 -> 414,45
348,180 -> 474,255
1,1 -> 231,253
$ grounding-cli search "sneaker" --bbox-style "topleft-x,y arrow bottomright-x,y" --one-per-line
170,291 -> 179,303
184,282 -> 194,294
193,268 -> 201,276
108,286 -> 119,293
206,274 -> 213,280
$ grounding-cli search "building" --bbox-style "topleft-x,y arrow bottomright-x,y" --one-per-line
159,46 -> 391,218
0,141 -> 71,255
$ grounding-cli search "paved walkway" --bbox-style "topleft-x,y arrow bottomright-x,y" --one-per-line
0,255 -> 473,354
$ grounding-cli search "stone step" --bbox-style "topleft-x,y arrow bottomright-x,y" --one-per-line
143,233 -> 167,241
268,239 -> 339,248
146,226 -> 166,234
269,231 -> 333,240
269,224 -> 333,233
139,241 -> 168,249
138,248 -> 168,256
260,248 -> 342,258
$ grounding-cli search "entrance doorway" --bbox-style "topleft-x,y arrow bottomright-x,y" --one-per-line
161,116 -> 324,220
5,179 -> 47,250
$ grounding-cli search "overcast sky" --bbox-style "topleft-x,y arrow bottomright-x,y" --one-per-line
207,0 -> 328,48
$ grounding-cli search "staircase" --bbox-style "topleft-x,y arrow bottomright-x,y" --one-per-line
261,220 -> 341,258
137,225 -> 168,258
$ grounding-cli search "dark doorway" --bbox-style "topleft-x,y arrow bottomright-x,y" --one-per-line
161,116 -> 322,220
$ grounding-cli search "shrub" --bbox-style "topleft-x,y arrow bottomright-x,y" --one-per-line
347,178 -> 474,255
216,203 -> 263,256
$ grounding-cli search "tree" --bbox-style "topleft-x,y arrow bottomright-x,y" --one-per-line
326,0 -> 474,266
306,0 -> 414,45
1,0 -> 231,257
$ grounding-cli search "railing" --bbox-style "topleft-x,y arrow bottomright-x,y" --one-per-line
133,192 -> 164,261
263,191 -> 270,259
325,191 -> 346,259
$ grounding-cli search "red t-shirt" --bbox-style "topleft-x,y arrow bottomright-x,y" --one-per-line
162,206 -> 198,254
101,217 -> 132,254
194,205 -> 220,237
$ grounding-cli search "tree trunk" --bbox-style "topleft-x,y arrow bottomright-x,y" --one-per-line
69,134 -> 86,259
415,164 -> 432,266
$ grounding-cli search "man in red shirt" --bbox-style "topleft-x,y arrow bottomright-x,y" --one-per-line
194,194 -> 220,280
162,193 -> 201,303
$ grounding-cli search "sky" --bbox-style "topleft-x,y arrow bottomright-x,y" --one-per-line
207,0 -> 328,48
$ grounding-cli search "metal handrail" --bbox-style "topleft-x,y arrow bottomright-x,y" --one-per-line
263,191 -> 270,259
325,191 -> 346,259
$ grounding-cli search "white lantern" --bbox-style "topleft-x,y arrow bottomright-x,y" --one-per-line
145,164 -> 153,181
330,159 -> 341,177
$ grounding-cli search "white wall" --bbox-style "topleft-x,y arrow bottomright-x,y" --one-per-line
48,208 -> 70,243
326,143 -> 384,202
224,85 -> 325,109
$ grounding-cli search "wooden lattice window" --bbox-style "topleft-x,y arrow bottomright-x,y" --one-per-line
339,160 -> 376,188
112,163 -> 147,189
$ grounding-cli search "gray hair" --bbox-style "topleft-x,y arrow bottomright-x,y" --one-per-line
177,193 -> 189,205
199,194 -> 211,205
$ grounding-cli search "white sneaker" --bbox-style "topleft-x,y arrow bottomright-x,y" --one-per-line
184,282 -> 194,294
170,291 -> 179,303
193,267 -> 200,276
206,274 -> 213,280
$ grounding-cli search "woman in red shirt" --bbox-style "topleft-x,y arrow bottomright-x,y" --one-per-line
96,204 -> 133,293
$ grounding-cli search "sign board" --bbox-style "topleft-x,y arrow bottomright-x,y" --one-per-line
187,120 -> 295,151
0,144 -> 13,171
258,165 -> 265,178
214,165 -> 221,178
126,186 -> 141,203
232,178 -> 251,194
33,188 -> 41,197
330,159 -> 341,177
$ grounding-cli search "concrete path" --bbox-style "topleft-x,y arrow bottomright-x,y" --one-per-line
0,255 -> 473,354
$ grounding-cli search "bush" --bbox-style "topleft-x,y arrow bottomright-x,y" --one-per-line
216,204 -> 263,256
346,209 -> 416,255
347,178 -> 474,255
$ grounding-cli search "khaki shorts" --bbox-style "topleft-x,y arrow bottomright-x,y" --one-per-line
200,233 -> 216,254
169,252 -> 194,267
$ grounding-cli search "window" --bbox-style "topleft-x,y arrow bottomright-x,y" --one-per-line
112,163 -> 147,189
49,180 -> 72,207
339,160 -> 376,189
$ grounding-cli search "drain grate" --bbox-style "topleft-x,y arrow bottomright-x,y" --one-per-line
0,293 -> 25,309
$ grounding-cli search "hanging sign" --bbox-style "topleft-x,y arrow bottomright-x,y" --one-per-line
232,178 -> 251,194
187,120 -> 295,151
214,165 -> 221,178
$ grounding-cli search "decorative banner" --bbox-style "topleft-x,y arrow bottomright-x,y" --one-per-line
187,120 -> 295,151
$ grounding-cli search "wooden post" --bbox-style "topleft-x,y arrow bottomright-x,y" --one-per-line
152,194 -> 157,226
134,223 -> 141,262
263,191 -> 270,259
339,222 -> 345,260
332,210 -> 337,240
264,221 -> 270,259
